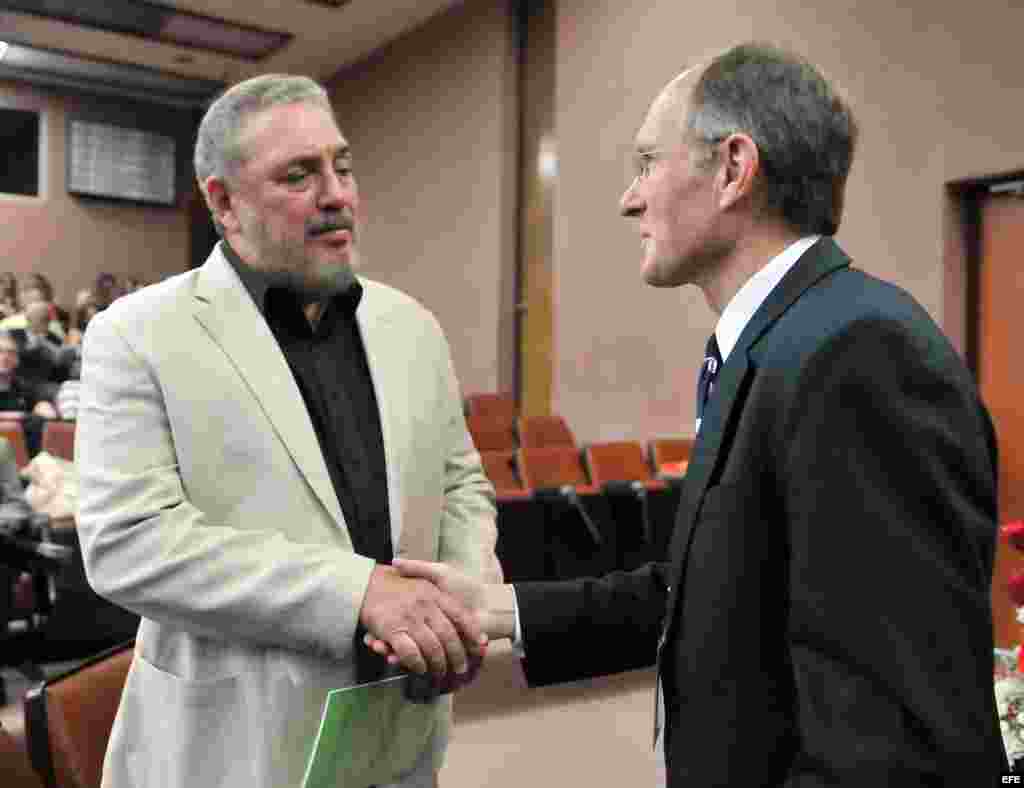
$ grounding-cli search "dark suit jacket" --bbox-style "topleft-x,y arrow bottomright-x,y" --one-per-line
9,327 -> 68,387
515,238 -> 1006,786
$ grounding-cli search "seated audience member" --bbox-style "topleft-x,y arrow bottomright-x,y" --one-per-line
0,273 -> 66,340
9,301 -> 66,385
0,272 -> 18,320
0,436 -> 25,503
0,330 -> 58,456
92,272 -> 121,310
65,290 -> 100,348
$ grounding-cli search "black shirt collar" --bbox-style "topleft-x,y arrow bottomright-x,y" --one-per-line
220,239 -> 363,318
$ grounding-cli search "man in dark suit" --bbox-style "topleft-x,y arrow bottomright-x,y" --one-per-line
371,42 -> 1007,785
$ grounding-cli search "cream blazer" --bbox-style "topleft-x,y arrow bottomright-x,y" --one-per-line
75,246 -> 498,787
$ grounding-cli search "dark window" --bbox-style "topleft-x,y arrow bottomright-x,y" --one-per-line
0,108 -> 40,196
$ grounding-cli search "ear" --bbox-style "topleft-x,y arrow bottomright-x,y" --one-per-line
201,176 -> 240,235
715,133 -> 760,211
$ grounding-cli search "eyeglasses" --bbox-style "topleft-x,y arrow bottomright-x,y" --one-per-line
630,137 -> 727,184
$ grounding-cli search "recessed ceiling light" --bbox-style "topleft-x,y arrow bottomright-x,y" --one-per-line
0,42 -> 9,63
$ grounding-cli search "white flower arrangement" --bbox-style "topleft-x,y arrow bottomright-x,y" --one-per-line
996,647 -> 1024,768
997,681 -> 1024,762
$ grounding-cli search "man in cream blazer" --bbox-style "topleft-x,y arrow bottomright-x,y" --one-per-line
75,74 -> 498,788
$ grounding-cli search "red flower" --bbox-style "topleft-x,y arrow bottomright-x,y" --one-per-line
1009,569 -> 1024,606
1003,521 -> 1024,552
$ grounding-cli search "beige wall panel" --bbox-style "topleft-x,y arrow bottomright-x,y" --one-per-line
328,0 -> 518,397
0,81 -> 190,307
554,0 -> 1024,443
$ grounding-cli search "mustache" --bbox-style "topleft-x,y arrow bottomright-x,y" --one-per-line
307,215 -> 355,237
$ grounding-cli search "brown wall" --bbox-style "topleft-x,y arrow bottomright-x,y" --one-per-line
327,0 -> 518,397
0,80 -> 193,309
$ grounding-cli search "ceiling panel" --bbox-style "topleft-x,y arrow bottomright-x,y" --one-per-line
0,0 -> 464,106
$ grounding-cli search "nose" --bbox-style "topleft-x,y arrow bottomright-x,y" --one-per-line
620,176 -> 643,218
319,167 -> 354,210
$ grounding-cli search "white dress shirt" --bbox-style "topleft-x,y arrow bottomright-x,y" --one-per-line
697,235 -> 820,429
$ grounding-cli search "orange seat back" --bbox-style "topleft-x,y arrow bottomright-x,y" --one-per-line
586,441 -> 659,485
40,421 -> 75,462
517,446 -> 592,491
25,641 -> 135,788
0,420 -> 30,468
517,414 -> 575,449
467,412 -> 518,452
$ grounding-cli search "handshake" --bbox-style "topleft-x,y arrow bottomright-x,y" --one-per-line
358,559 -> 516,692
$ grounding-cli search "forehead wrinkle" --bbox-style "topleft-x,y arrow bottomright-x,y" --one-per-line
279,143 -> 350,166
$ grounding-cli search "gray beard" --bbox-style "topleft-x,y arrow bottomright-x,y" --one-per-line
262,261 -> 357,303
251,229 -> 361,302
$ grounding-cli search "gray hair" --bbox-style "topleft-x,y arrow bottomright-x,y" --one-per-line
194,73 -> 333,188
685,43 -> 858,236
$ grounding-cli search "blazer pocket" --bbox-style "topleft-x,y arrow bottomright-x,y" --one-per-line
125,655 -> 254,786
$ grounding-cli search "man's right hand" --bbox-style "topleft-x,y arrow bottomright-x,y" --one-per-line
359,564 -> 487,678
363,559 -> 517,674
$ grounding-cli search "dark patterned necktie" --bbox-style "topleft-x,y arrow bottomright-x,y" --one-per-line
695,333 -> 722,432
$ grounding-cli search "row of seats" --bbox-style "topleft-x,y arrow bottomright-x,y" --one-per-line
463,391 -> 693,496
464,393 -> 579,452
466,412 -> 575,452
481,439 -> 693,500
0,415 -> 75,468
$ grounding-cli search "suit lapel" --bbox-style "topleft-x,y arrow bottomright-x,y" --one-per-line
191,247 -> 346,529
352,287 -> 412,553
662,237 -> 851,623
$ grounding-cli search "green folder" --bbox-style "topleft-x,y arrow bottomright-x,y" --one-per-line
301,674 -> 435,788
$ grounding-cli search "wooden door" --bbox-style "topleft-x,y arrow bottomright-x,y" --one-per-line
978,191 -> 1024,648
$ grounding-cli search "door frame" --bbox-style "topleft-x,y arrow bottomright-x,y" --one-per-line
944,167 -> 1024,374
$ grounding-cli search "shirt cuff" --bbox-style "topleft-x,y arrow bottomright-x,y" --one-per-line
508,585 -> 526,657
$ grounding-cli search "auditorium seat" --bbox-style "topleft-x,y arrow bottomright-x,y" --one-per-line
480,450 -> 530,500
517,446 -> 603,549
0,420 -> 30,469
464,392 -> 517,424
39,422 -> 75,463
516,446 -> 595,494
24,640 -> 134,788
648,437 -> 694,477
467,412 -> 518,452
585,441 -> 667,549
585,441 -> 667,492
0,720 -> 43,788
516,414 -> 575,449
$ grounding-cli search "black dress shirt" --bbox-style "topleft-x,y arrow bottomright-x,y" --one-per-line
222,241 -> 392,565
